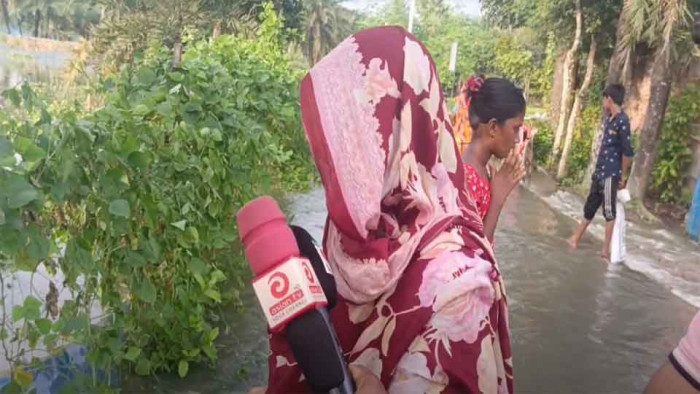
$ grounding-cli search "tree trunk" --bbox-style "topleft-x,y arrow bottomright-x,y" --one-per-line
33,9 -> 41,38
1,0 -> 11,34
212,20 -> 222,38
551,0 -> 583,162
557,38 -> 597,180
606,2 -> 628,86
550,50 -> 568,128
45,7 -> 51,38
628,45 -> 672,200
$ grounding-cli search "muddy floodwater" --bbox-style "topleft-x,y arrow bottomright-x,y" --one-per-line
123,172 -> 698,393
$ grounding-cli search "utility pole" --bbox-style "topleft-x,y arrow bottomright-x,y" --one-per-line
449,41 -> 458,96
408,0 -> 416,33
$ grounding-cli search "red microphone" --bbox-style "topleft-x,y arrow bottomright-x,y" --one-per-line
237,196 -> 327,332
237,196 -> 355,393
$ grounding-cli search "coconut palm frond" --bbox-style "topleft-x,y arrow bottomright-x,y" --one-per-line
661,0 -> 692,51
302,0 -> 355,65
616,0 -> 692,74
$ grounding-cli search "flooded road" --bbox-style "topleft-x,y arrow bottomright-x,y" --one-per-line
124,177 -> 698,393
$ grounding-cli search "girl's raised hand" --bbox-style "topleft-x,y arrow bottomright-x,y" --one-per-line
491,149 -> 526,203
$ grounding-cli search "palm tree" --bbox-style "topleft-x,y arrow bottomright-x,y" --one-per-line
595,0 -> 693,200
303,0 -> 355,65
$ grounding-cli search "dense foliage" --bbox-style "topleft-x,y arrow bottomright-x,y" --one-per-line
559,105 -> 598,187
651,85 -> 700,205
359,0 -> 554,103
0,6 -> 314,390
532,120 -> 553,166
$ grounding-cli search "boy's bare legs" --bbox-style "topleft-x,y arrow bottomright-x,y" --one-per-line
568,220 -> 591,249
601,219 -> 614,261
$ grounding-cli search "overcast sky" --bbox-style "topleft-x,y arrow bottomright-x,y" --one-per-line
342,0 -> 482,18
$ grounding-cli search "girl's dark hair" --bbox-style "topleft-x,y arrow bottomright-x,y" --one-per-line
468,77 -> 526,130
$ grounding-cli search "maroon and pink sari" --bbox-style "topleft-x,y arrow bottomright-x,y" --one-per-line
266,27 -> 512,393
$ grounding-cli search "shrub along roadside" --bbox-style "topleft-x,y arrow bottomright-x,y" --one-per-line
651,84 -> 700,207
0,8 -> 315,390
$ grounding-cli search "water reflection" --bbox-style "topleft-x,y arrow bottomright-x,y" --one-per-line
0,43 -> 69,90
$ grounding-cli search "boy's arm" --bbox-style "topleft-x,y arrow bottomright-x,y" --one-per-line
620,117 -> 634,188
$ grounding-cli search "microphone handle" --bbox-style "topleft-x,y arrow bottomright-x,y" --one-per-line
318,307 -> 355,394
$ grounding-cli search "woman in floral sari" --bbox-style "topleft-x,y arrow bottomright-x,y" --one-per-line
264,27 -> 512,393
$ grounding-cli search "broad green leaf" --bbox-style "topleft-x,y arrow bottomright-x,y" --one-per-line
133,104 -> 151,117
109,199 -> 130,218
178,360 -> 189,378
13,367 -> 33,388
0,209 -> 5,225
186,227 -> 199,244
208,327 -> 220,341
0,136 -> 13,159
169,72 -> 184,82
125,347 -> 141,362
14,137 -> 46,166
6,178 -> 38,209
204,289 -> 221,303
127,252 -> 148,268
171,220 -> 187,231
0,227 -> 22,255
2,380 -> 22,394
22,296 -> 42,321
12,305 -> 25,322
3,88 -> 21,106
193,273 -> 206,288
36,318 -> 52,335
135,357 -> 151,376
209,269 -> 226,284
26,225 -> 50,263
66,241 -> 93,272
8,188 -> 38,209
156,101 -> 173,117
137,279 -> 157,304
137,67 -> 156,85
187,258 -> 208,275
202,344 -> 216,360
183,102 -> 202,113
128,151 -> 151,169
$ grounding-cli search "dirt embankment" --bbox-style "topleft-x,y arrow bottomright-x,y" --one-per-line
0,34 -> 80,53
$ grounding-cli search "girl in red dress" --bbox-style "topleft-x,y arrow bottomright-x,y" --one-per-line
461,77 -> 529,242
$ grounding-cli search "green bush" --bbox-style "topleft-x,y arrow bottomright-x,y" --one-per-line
0,6 -> 314,387
559,105 -> 598,187
651,84 -> 700,206
532,119 -> 554,167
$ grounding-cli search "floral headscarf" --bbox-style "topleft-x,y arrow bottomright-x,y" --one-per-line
300,26 -> 488,304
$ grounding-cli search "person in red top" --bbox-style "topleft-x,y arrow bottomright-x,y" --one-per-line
461,76 -> 528,242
